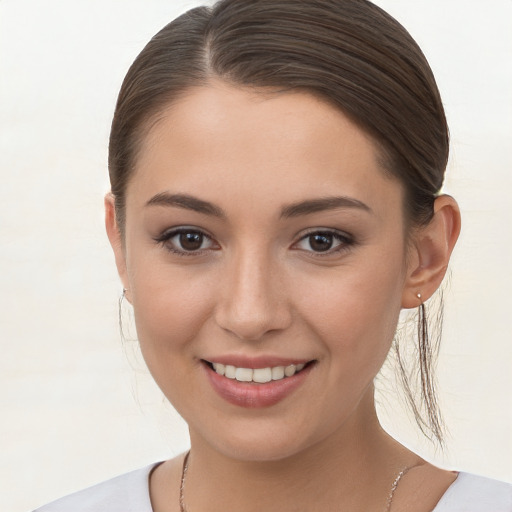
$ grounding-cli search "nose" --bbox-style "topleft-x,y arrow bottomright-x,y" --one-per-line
214,246 -> 292,341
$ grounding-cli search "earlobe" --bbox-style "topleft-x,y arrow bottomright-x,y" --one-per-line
402,195 -> 461,309
104,193 -> 130,299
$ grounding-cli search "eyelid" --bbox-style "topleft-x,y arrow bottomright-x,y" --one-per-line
291,228 -> 355,255
153,226 -> 220,255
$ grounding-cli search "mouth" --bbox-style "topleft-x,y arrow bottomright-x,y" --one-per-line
202,360 -> 313,384
202,358 -> 315,407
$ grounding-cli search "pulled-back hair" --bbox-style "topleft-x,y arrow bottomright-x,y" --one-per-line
109,0 -> 449,443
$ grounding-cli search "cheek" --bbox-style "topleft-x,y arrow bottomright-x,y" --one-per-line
128,258 -> 216,357
294,256 -> 405,364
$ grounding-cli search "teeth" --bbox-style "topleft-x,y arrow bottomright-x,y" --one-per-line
212,362 -> 225,376
271,366 -> 285,380
235,367 -> 253,382
253,368 -> 272,383
225,365 -> 236,379
284,364 -> 296,377
211,362 -> 307,383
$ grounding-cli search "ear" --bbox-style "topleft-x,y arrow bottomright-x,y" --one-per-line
402,195 -> 461,308
104,193 -> 131,302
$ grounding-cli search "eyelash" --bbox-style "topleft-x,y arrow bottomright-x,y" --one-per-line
292,229 -> 355,256
154,227 -> 355,257
154,227 -> 218,257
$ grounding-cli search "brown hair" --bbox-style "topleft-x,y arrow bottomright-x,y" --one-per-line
109,0 -> 449,443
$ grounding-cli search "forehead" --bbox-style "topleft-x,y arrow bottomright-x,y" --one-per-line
127,81 -> 402,218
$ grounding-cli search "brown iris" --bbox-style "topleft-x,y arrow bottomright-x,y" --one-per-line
180,232 -> 203,251
308,233 -> 334,252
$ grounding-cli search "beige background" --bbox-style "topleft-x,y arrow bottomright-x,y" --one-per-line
1,1 -> 511,510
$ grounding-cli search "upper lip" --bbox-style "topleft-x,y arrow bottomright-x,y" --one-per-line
202,355 -> 314,369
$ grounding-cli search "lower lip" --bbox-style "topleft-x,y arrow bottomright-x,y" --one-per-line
203,362 -> 313,408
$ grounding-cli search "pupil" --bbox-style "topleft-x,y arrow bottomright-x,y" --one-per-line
310,234 -> 333,252
180,232 -> 203,251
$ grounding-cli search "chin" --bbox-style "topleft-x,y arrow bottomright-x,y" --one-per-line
190,412 -> 344,464
211,435 -> 312,463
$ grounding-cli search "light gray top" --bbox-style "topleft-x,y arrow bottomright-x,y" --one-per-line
33,464 -> 512,512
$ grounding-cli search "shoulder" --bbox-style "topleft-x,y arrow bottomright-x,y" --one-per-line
434,472 -> 512,512
32,463 -> 160,512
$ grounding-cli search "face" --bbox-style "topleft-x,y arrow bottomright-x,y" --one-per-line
113,81 -> 416,461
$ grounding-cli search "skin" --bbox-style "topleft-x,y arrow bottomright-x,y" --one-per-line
106,80 -> 460,511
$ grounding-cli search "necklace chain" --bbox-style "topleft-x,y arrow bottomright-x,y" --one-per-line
385,466 -> 412,512
179,451 -> 415,512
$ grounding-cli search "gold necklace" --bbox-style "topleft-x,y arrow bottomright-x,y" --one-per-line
179,451 -> 415,512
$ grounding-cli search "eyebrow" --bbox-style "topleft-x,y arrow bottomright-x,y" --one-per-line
146,192 -> 226,218
279,196 -> 372,218
145,192 -> 371,218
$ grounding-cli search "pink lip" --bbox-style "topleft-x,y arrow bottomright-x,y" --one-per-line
202,360 -> 314,408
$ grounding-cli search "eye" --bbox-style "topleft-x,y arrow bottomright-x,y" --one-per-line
154,228 -> 218,255
293,230 -> 353,254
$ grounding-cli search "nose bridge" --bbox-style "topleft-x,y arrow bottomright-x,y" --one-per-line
216,241 -> 291,341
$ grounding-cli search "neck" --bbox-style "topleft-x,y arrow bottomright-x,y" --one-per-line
185,393 -> 419,512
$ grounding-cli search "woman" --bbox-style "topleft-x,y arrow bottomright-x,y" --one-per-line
33,0 -> 512,511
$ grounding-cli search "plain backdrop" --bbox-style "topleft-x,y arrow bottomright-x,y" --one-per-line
1,1 -> 511,510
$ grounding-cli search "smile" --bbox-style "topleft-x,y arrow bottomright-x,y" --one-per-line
208,362 -> 307,383
203,359 -> 315,408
